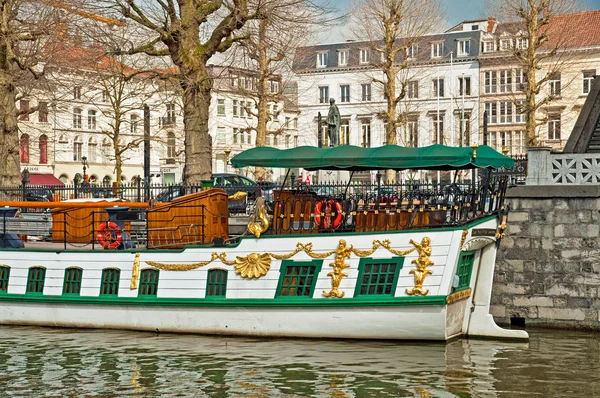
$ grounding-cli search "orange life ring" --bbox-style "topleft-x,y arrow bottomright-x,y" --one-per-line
314,200 -> 343,229
97,221 -> 123,250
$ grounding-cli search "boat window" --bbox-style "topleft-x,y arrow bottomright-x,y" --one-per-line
355,258 -> 404,296
139,269 -> 160,297
0,265 -> 10,293
454,251 -> 476,292
63,267 -> 83,295
206,269 -> 227,297
100,268 -> 120,296
26,266 -> 46,294
276,260 -> 323,298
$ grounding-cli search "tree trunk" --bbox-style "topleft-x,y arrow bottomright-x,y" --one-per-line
0,59 -> 21,195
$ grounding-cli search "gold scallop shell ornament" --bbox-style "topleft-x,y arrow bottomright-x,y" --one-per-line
234,253 -> 272,278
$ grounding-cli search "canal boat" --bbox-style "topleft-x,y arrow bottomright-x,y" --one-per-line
0,144 -> 528,341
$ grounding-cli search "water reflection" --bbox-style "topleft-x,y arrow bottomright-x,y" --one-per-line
0,326 -> 597,397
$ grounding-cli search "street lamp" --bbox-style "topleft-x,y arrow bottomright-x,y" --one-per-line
81,156 -> 88,182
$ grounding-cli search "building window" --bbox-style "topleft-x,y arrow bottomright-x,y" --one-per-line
0,265 -> 10,293
217,99 -> 226,116
458,76 -> 470,96
166,103 -> 176,124
500,131 -> 512,153
100,268 -> 120,296
583,70 -> 595,94
216,127 -> 226,144
73,86 -> 81,100
548,114 -> 561,140
102,138 -> 111,163
498,70 -> 512,93
359,49 -> 370,64
63,267 -> 83,295
431,42 -> 443,58
276,260 -> 322,297
285,134 -> 290,148
20,134 -> 30,163
484,71 -> 497,94
102,90 -> 109,102
457,113 -> 471,146
340,120 -> 350,145
88,110 -> 97,130
432,78 -> 444,97
39,135 -> 48,164
514,130 -> 525,154
454,251 -> 475,292
485,102 -> 497,124
515,37 -> 528,49
515,69 -> 527,91
482,41 -> 495,53
233,128 -> 239,144
488,131 -> 498,150
139,269 -> 159,296
549,73 -> 561,97
38,101 -> 48,123
269,80 -> 279,93
340,85 -> 350,103
19,100 -> 29,121
355,257 -> 403,296
317,52 -> 328,68
206,269 -> 228,297
361,83 -> 371,101
73,135 -> 82,161
407,44 -> 418,58
499,101 -> 513,124
318,86 -> 329,104
408,80 -> 419,99
338,50 -> 348,66
26,266 -> 46,294
88,137 -> 97,163
232,100 -> 239,117
432,114 -> 444,144
499,38 -> 512,51
246,131 -> 252,144
73,108 -> 82,129
457,39 -> 470,56
407,117 -> 418,147
515,101 -> 526,124
361,120 -> 371,148
130,114 -> 138,133
166,132 -> 176,158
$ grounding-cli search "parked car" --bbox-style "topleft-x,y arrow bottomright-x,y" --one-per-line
24,188 -> 54,202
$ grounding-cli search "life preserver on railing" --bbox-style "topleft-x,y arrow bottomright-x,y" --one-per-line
97,221 -> 123,250
314,200 -> 343,229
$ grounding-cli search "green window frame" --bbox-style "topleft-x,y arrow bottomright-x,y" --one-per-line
63,267 -> 83,295
275,260 -> 323,298
354,257 -> 404,297
454,250 -> 476,292
26,266 -> 46,294
100,268 -> 120,296
0,265 -> 10,293
206,269 -> 228,297
139,269 -> 160,296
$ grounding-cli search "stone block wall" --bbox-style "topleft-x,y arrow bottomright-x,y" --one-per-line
492,185 -> 600,330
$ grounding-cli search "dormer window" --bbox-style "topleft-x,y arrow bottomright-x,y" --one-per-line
457,39 -> 470,57
338,50 -> 348,66
431,42 -> 443,58
406,44 -> 418,58
515,37 -> 529,49
317,52 -> 328,68
499,38 -> 512,51
482,41 -> 495,53
359,49 -> 370,64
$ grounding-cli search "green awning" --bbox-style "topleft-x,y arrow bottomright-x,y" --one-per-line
231,144 -> 515,171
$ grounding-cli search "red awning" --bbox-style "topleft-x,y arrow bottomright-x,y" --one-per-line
28,174 -> 65,187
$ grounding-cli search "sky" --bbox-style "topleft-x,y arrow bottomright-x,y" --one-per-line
318,0 -> 600,43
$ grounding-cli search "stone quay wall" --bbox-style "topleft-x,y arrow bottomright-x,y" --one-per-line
492,185 -> 600,330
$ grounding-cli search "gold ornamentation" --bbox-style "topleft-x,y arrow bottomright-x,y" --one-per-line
496,210 -> 508,239
228,191 -> 248,201
446,288 -> 472,304
131,253 -> 140,290
459,230 -> 468,250
406,237 -> 434,296
234,253 -> 271,278
146,251 -> 234,272
323,240 -> 352,298
247,197 -> 270,238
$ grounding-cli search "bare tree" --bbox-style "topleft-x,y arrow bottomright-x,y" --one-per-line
0,1 -> 59,191
489,0 -> 581,146
351,0 -> 443,181
97,0 -> 253,184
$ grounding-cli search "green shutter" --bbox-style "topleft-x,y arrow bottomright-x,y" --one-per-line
354,257 -> 404,297
454,251 -> 476,292
139,269 -> 160,296
26,266 -> 46,294
63,267 -> 83,295
0,265 -> 10,293
100,268 -> 120,296
206,269 -> 228,297
276,260 -> 323,298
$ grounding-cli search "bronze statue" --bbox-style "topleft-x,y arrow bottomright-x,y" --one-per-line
327,98 -> 340,147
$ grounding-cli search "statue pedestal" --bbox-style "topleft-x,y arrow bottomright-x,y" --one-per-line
317,170 -> 351,184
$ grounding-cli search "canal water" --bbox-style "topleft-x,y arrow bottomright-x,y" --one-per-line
0,326 -> 598,397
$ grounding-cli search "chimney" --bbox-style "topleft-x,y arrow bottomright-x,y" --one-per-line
487,16 -> 497,33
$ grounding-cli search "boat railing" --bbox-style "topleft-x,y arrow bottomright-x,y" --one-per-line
269,176 -> 509,235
